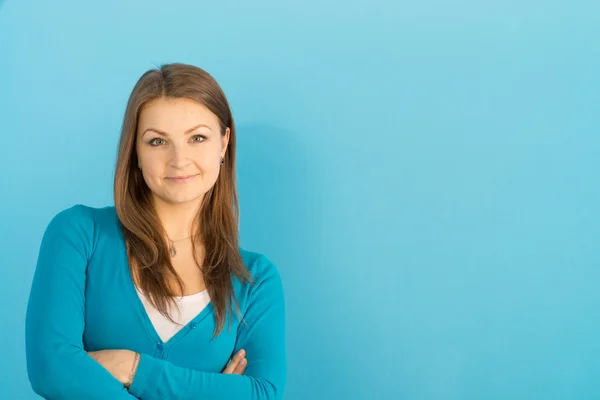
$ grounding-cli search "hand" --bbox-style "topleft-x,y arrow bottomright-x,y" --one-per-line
88,349 -> 137,385
222,348 -> 248,375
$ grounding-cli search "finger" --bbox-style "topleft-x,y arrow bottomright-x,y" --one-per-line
222,349 -> 246,374
232,358 -> 247,375
223,356 -> 242,374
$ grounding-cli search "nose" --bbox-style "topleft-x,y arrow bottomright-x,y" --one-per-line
169,142 -> 193,169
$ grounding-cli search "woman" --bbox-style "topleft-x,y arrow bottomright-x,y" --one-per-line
25,63 -> 286,399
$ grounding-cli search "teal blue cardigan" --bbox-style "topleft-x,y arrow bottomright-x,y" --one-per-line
25,205 -> 286,399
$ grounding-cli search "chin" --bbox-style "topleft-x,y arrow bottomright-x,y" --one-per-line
154,190 -> 205,205
175,193 -> 205,203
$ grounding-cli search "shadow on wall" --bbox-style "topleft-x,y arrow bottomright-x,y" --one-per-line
235,121 -> 338,394
235,122 -> 324,267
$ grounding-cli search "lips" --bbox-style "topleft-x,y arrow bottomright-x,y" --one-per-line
169,175 -> 195,179
166,174 -> 198,182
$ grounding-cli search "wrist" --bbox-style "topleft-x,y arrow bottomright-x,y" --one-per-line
124,351 -> 141,389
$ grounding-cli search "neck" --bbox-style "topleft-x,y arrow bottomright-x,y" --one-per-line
152,195 -> 203,241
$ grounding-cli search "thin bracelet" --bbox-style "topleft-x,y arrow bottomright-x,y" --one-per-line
124,352 -> 141,389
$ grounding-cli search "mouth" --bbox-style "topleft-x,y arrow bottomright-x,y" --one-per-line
165,174 -> 198,183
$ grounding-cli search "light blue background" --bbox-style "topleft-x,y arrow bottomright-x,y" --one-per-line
1,1 -> 599,399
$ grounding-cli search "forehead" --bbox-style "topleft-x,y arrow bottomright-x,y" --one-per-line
137,97 -> 220,132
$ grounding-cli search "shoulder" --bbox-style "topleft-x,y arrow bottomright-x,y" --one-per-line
46,204 -> 116,232
39,204 -> 96,259
236,248 -> 285,309
239,247 -> 284,288
45,204 -> 94,233
43,204 -> 118,253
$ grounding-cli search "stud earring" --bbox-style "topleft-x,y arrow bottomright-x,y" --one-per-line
220,157 -> 224,164
137,164 -> 141,170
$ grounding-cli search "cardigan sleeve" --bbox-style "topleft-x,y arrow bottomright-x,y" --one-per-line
25,205 -> 138,399
128,255 -> 287,400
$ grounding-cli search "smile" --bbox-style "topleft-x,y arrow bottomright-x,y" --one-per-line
165,174 -> 198,183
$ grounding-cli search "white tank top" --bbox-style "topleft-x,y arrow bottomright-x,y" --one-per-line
135,288 -> 211,343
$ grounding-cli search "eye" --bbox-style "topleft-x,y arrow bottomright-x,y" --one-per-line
191,135 -> 206,143
149,138 -> 165,146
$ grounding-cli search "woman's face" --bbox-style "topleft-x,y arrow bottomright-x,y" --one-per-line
135,97 -> 229,207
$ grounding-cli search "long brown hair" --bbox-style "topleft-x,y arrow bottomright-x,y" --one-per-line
113,63 -> 252,339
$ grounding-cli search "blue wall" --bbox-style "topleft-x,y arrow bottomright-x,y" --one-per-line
1,1 -> 599,398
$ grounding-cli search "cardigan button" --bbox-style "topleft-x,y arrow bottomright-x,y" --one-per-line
157,342 -> 164,350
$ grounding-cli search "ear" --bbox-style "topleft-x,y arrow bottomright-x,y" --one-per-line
221,127 -> 230,157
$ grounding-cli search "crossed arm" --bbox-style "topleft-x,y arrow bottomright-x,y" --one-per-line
25,206 -> 286,399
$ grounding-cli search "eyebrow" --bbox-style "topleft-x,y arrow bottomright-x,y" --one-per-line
142,123 -> 212,137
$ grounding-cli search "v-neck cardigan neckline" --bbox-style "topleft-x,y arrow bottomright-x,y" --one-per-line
117,233 -> 215,351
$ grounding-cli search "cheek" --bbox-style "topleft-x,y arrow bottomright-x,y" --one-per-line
198,161 -> 220,179
144,163 -> 165,179
197,159 -> 222,185
139,160 -> 168,188
195,148 -> 220,171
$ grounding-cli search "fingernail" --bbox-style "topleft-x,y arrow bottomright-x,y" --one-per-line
238,349 -> 246,357
240,358 -> 247,365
